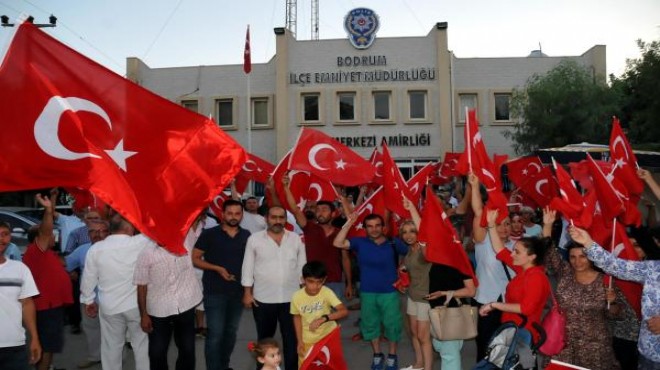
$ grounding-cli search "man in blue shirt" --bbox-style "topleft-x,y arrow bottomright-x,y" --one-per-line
334,213 -> 407,370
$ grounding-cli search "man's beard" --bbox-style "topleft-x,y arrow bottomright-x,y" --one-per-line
225,219 -> 240,227
304,211 -> 315,220
269,223 -> 285,233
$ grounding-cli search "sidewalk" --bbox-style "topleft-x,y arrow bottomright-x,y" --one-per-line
53,309 -> 477,370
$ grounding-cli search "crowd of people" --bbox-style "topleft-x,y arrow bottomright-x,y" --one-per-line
1,168 -> 659,370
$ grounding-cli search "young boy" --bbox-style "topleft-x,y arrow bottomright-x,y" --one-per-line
290,260 -> 348,364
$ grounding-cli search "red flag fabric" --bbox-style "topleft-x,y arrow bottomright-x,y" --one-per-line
64,187 -> 107,214
516,167 -> 558,208
306,173 -> 339,203
0,21 -> 245,254
549,158 -> 589,227
419,187 -> 477,286
300,327 -> 347,370
609,117 -> 643,196
493,154 -> 509,186
289,128 -> 375,186
381,143 -> 413,219
545,360 -> 591,370
406,162 -> 437,205
348,187 -> 385,237
234,153 -> 275,194
609,222 -> 643,318
455,110 -> 508,225
243,26 -> 251,74
433,152 -> 461,185
368,147 -> 384,186
506,156 -> 544,189
271,152 -> 308,211
209,191 -> 231,219
585,154 -> 624,223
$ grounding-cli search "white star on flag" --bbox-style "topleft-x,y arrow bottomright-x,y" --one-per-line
335,158 -> 346,170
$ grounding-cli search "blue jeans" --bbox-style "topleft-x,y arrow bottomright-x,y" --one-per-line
432,338 -> 463,370
204,294 -> 244,370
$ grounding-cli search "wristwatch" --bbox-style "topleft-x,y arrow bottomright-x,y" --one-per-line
322,314 -> 330,323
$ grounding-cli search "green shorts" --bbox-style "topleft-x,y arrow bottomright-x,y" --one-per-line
360,292 -> 402,342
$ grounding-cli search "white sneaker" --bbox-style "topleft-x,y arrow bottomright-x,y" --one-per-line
399,366 -> 424,370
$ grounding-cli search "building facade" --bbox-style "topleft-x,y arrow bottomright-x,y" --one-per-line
126,13 -> 606,178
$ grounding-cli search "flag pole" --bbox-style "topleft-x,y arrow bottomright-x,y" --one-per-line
245,25 -> 253,195
607,217 -> 617,309
465,107 -> 472,173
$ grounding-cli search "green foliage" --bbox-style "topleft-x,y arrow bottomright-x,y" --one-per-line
610,39 -> 660,146
504,60 -> 618,155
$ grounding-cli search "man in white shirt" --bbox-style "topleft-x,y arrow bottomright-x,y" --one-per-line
239,196 -> 267,233
242,206 -> 306,370
0,221 -> 41,369
80,214 -> 153,370
520,206 -> 542,237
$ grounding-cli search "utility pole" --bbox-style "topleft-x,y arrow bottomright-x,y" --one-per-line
1,14 -> 57,28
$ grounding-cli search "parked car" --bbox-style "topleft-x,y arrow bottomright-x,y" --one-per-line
0,207 -> 61,253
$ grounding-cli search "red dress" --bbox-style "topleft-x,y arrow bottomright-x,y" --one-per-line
496,249 -> 550,341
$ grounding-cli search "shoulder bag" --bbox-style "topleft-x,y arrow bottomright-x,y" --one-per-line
429,291 -> 478,340
538,291 -> 566,356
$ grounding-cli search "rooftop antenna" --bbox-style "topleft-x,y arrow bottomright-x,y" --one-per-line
285,0 -> 297,38
311,0 -> 319,40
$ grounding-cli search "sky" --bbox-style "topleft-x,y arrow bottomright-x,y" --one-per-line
1,0 -> 659,79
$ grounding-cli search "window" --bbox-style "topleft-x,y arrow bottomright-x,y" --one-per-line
215,99 -> 234,127
494,93 -> 512,121
252,97 -> 270,127
180,99 -> 199,113
373,91 -> 391,121
302,93 -> 320,122
338,92 -> 356,121
458,93 -> 477,122
408,90 -> 427,120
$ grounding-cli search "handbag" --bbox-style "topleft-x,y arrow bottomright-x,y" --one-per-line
538,291 -> 566,356
429,291 -> 478,340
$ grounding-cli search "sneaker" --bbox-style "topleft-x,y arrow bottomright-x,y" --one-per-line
77,360 -> 101,369
385,354 -> 398,370
399,366 -> 423,370
371,353 -> 384,370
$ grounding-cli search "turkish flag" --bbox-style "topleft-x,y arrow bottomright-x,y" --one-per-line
300,327 -> 347,370
549,158 -> 590,227
545,360 -> 591,370
0,21 -> 245,254
433,152 -> 461,185
64,187 -> 107,214
455,110 -> 508,225
368,148 -> 384,186
271,152 -> 308,211
492,154 -> 509,186
609,117 -> 643,196
209,191 -> 231,219
609,222 -> 643,318
585,154 -> 624,223
506,156 -> 544,189
289,128 -> 375,186
420,187 -> 477,286
348,187 -> 385,237
406,162 -> 437,205
517,167 -> 558,208
234,153 -> 275,194
243,25 -> 251,74
381,143 -> 413,219
307,173 -> 339,203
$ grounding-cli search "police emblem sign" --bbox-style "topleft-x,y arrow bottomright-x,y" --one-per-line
344,8 -> 380,49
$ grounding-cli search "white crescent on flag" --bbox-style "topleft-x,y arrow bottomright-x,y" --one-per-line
308,144 -> 338,171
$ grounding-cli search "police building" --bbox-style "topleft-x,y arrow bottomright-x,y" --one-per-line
126,8 -> 606,179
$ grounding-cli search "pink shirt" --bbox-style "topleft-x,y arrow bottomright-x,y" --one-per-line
133,241 -> 202,317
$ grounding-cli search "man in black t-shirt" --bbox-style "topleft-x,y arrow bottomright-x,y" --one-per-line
193,200 -> 251,370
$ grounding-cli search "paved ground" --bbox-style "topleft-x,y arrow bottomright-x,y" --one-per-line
52,308 -> 478,370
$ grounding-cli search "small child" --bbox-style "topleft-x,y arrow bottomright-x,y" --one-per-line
249,338 -> 282,370
290,261 -> 349,365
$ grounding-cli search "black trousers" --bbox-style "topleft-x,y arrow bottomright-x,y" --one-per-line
0,345 -> 28,370
613,337 -> 638,370
475,302 -> 503,361
252,301 -> 297,370
148,307 -> 196,370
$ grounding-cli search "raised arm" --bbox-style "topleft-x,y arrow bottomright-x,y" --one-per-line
333,212 -> 357,250
282,173 -> 307,228
402,196 -> 421,230
486,209 -> 505,254
639,169 -> 660,200
266,176 -> 282,208
34,193 -> 54,250
569,226 -> 647,283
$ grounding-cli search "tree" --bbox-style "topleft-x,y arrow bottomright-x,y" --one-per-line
504,60 -> 618,155
610,39 -> 660,150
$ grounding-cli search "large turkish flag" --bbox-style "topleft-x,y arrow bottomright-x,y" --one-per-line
0,20 -> 245,254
